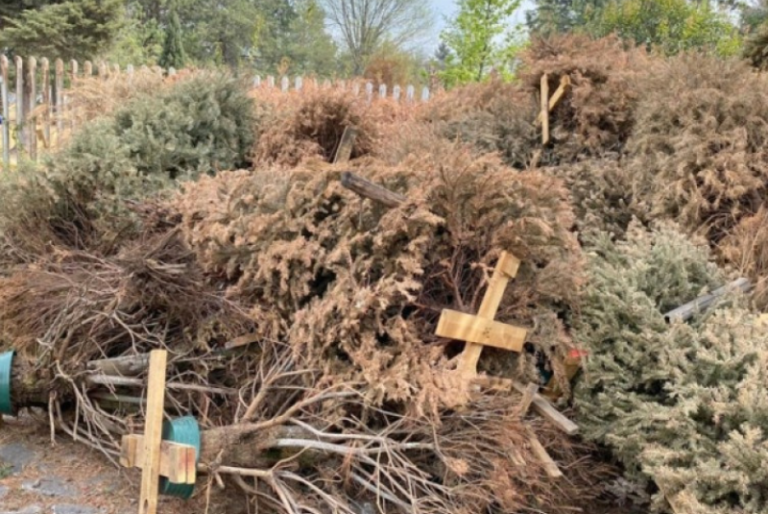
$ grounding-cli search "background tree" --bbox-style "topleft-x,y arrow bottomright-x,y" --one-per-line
322,0 -> 433,74
254,0 -> 337,75
159,10 -> 186,69
439,0 -> 524,87
287,0 -> 338,75
585,0 -> 741,56
363,41 -> 425,85
0,0 -> 123,61
526,0 -> 605,35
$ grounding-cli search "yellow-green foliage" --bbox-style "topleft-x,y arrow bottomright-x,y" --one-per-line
574,222 -> 768,512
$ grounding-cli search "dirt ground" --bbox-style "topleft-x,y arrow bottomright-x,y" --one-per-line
0,415 -> 246,514
1,413 -> 647,514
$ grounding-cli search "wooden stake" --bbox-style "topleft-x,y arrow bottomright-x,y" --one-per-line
472,376 -> 580,435
536,75 -> 570,125
340,172 -> 406,208
510,380 -> 579,435
138,350 -> 168,514
333,126 -> 358,163
457,252 -> 521,377
518,383 -> 538,416
540,74 -> 549,145
528,430 -> 562,478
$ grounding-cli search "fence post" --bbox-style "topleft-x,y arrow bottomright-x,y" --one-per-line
168,67 -> 177,76
267,75 -> 275,88
14,56 -> 24,155
126,64 -> 134,86
1,56 -> 9,170
41,58 -> 50,150
365,82 -> 373,103
84,61 -> 93,77
253,75 -> 261,88
55,59 -> 64,137
393,85 -> 401,102
352,82 -> 360,96
406,85 -> 414,103
379,84 -> 387,99
26,56 -> 37,160
421,86 -> 430,102
97,61 -> 107,79
69,60 -> 78,130
295,75 -> 302,91
281,76 -> 289,92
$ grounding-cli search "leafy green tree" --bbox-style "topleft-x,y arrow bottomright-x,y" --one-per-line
586,0 -> 741,56
439,0 -> 525,87
159,11 -> 186,69
0,0 -> 123,61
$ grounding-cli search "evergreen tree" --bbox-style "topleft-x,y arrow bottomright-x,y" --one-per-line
525,0 -> 604,35
0,0 -> 123,61
434,41 -> 451,69
159,11 -> 186,69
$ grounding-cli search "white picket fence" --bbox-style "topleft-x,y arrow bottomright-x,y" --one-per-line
252,74 -> 432,104
0,55 -> 433,170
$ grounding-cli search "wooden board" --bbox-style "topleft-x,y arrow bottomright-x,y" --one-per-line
528,431 -> 563,478
333,126 -> 358,163
518,383 -> 538,416
224,334 -> 261,350
437,309 -> 527,352
340,172 -> 406,208
121,434 -> 196,485
511,381 -> 579,435
138,350 -> 168,514
457,251 -> 521,376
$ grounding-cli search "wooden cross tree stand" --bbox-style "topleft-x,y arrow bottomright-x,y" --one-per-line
119,350 -> 197,514
435,251 -> 577,478
436,251 -> 527,378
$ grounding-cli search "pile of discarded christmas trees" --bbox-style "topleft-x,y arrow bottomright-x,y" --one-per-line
3,35 -> 768,514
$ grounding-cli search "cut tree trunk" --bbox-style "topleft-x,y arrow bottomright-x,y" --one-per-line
199,424 -> 319,468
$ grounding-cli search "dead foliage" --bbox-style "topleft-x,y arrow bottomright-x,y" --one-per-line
628,52 -> 768,244
175,144 -> 582,414
421,79 -> 540,169
252,83 -> 414,166
518,34 -> 651,163
0,228 -> 252,367
719,207 -> 768,307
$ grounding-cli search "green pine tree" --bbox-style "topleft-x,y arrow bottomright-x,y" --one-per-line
0,0 -> 123,61
159,11 -> 186,70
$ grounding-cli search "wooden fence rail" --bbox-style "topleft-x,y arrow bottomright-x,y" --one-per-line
0,56 -> 434,170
